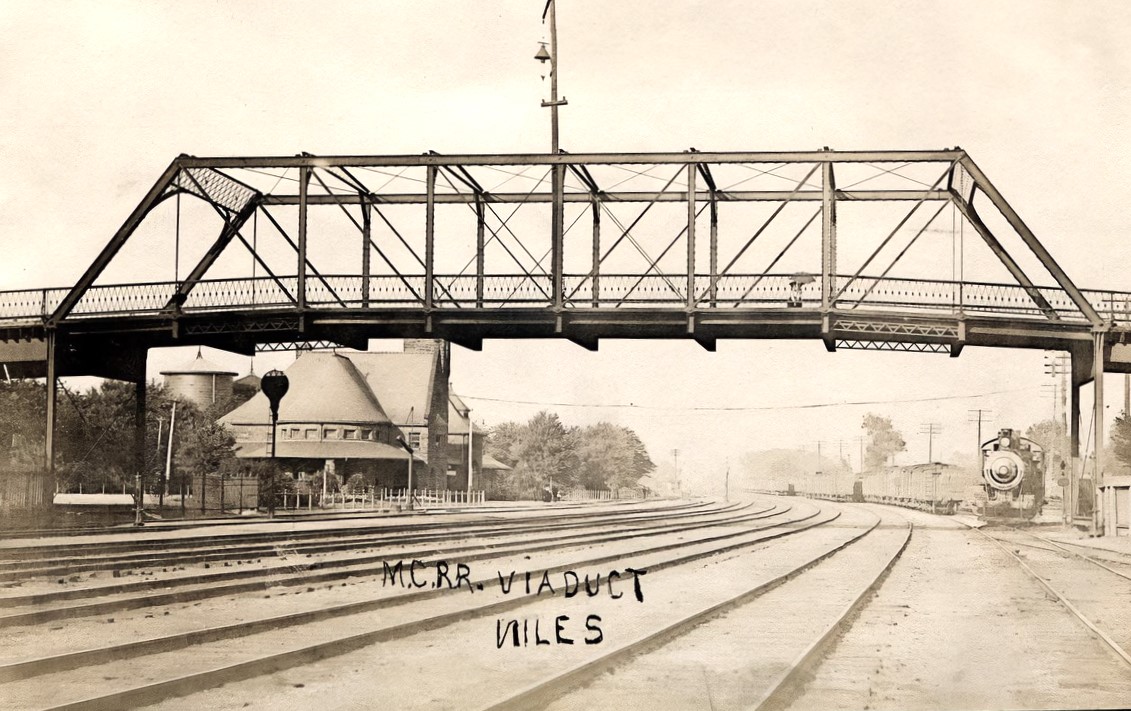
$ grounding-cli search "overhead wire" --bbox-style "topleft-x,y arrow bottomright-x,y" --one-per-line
460,386 -> 1034,412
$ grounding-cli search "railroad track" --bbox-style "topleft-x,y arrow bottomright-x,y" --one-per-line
0,498 -> 634,541
486,505 -> 912,711
0,497 -> 836,709
0,501 -> 778,626
979,527 -> 1131,669
0,499 -> 709,569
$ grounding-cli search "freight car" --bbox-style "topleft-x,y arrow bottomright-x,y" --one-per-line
788,462 -> 975,515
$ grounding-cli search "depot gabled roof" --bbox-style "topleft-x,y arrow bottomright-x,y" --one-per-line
220,352 -> 391,426
347,352 -> 437,425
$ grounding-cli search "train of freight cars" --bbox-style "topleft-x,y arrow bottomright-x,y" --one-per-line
780,429 -> 1047,520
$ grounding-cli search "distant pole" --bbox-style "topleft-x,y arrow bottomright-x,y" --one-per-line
724,457 -> 730,502
1124,373 -> 1129,416
163,401 -> 177,504
919,422 -> 941,462
396,436 -> 416,511
466,409 -> 474,495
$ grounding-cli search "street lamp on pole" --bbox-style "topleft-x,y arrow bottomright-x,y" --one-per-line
535,0 -> 567,154
261,369 -> 289,519
396,436 -> 416,511
536,0 -> 568,311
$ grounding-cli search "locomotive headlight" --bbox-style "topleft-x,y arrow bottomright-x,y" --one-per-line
984,451 -> 1025,491
999,436 -> 1011,448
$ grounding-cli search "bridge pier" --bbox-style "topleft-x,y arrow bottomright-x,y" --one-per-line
44,330 -> 57,491
135,376 -> 147,523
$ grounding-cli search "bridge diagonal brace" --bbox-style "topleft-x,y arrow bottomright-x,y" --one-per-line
731,208 -> 822,307
847,201 -> 950,310
254,205 -> 349,307
950,192 -> 1060,321
834,161 -> 956,303
565,166 -> 687,302
49,160 -> 183,326
959,156 -> 1101,326
615,202 -> 710,307
710,162 -> 822,301
231,230 -> 297,305
432,166 -> 553,304
165,199 -> 260,310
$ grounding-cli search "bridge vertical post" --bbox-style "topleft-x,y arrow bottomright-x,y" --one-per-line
475,197 -> 485,308
1069,348 -> 1083,523
709,194 -> 718,308
425,165 -> 436,314
135,377 -> 147,524
686,164 -> 697,312
361,201 -> 371,308
44,330 -> 57,493
1093,330 -> 1105,535
591,196 -> 600,308
552,163 -> 565,314
298,165 -> 309,310
821,160 -> 837,311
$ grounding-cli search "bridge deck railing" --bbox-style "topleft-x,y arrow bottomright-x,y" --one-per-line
1,274 -> 1128,326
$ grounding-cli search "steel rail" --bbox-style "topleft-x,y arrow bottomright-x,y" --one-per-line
1012,529 -> 1131,582
0,502 -> 758,610
975,528 -> 1131,668
750,512 -> 913,711
0,498 -> 639,540
0,499 -> 709,562
481,508 -> 898,711
21,506 -> 834,709
0,502 -> 778,626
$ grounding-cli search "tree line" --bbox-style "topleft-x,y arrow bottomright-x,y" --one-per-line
0,379 -> 249,495
485,411 -> 656,500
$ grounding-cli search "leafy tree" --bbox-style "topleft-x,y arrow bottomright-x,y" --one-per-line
177,419 -> 236,478
1109,415 -> 1131,472
485,412 -> 654,500
862,413 -> 905,471
574,422 -> 655,491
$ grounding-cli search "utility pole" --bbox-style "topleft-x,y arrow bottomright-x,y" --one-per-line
919,423 -> 942,462
724,457 -> 730,502
536,0 -> 568,311
968,409 -> 992,469
1045,353 -> 1069,426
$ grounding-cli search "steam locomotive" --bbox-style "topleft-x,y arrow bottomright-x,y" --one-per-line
980,428 -> 1045,520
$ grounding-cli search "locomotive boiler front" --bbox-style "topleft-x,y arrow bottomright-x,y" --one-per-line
980,428 -> 1045,518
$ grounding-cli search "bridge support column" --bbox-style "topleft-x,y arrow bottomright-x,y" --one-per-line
1069,347 -> 1084,523
1093,330 -> 1105,536
44,330 -> 57,492
135,377 -> 147,524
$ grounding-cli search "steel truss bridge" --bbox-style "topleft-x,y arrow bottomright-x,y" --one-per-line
1,148 -> 1128,531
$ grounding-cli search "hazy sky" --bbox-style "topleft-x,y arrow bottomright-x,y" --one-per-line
2,1 -> 1129,491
